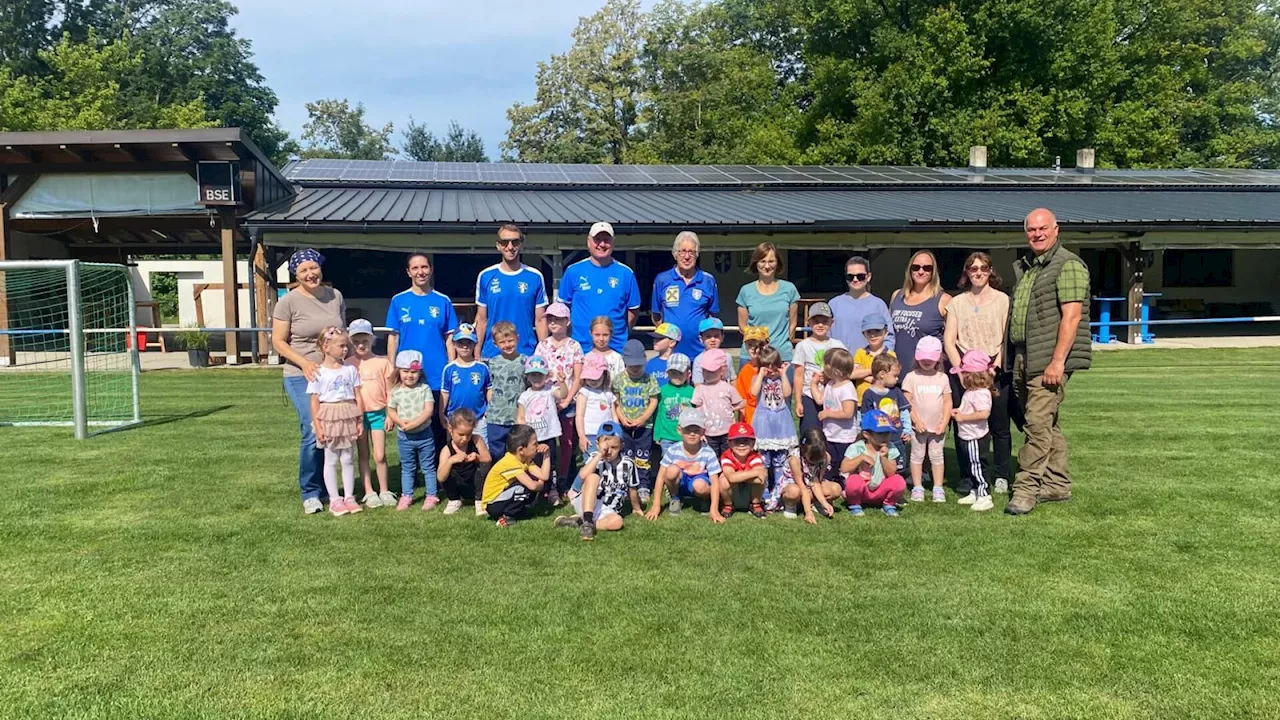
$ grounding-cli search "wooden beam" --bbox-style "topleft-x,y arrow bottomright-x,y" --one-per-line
219,210 -> 241,364
4,146 -> 35,162
0,204 -> 13,365
59,145 -> 89,162
173,143 -> 199,163
0,175 -> 39,205
0,161 -> 191,174
114,143 -> 146,162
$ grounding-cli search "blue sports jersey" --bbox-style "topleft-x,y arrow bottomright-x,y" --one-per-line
645,355 -> 670,386
475,263 -> 548,358
651,267 -> 719,357
441,360 -> 491,418
557,258 -> 641,353
385,289 -> 458,391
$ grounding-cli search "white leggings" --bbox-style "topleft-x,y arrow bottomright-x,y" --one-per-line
323,447 -> 355,501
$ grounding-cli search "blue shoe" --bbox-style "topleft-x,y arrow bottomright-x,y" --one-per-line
882,505 -> 899,517
848,504 -> 864,517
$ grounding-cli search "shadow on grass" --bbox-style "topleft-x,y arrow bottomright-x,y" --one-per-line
144,405 -> 234,428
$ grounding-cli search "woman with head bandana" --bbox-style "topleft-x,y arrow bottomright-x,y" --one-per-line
272,248 -> 347,514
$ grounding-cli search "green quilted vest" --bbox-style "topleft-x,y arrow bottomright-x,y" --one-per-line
1011,242 -> 1092,378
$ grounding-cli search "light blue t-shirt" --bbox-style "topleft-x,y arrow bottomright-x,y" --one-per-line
475,263 -> 548,358
845,440 -> 902,490
441,360 -> 491,418
558,258 -> 642,353
736,280 -> 800,362
385,289 -> 458,391
651,267 -> 719,357
828,292 -> 895,353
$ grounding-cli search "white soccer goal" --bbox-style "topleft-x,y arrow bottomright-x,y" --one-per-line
0,260 -> 142,439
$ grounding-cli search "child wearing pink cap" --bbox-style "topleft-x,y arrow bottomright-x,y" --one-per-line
537,300 -> 584,495
901,335 -> 952,503
952,349 -> 996,512
574,353 -> 617,468
691,349 -> 745,458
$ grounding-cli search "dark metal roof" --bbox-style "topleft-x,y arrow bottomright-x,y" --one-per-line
245,186 -> 1280,233
281,158 -> 1280,189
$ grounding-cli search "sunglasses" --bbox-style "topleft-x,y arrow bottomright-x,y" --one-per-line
967,264 -> 991,274
591,235 -> 614,244
911,264 -> 934,273
845,273 -> 869,282
497,237 -> 523,247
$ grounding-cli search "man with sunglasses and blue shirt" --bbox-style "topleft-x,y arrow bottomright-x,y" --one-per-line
829,255 -> 895,352
558,221 -> 642,352
474,223 -> 549,358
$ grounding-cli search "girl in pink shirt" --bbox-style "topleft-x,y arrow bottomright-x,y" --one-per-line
347,321 -> 394,508
901,335 -> 952,503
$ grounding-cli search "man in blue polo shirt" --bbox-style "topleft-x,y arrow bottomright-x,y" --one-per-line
385,253 -> 458,394
651,230 -> 719,357
558,221 -> 641,352
474,223 -> 548,358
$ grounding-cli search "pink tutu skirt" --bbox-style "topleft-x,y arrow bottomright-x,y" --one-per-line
315,401 -> 361,450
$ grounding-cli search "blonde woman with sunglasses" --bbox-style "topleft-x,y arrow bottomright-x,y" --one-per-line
889,250 -> 952,375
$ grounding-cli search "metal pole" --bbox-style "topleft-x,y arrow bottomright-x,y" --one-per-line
248,232 -> 259,361
125,265 -> 142,424
67,261 -> 88,440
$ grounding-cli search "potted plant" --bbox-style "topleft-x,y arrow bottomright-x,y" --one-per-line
177,325 -> 210,368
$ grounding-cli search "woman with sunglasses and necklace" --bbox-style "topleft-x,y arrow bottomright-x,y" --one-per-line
889,250 -> 952,379
474,223 -> 549,359
944,251 -> 1012,497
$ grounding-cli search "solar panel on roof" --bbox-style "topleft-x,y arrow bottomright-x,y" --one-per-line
598,165 -> 656,183
478,165 -> 526,182
641,166 -> 697,183
561,165 -> 610,183
388,165 -> 436,181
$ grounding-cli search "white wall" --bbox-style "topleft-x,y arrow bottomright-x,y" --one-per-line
131,259 -> 285,329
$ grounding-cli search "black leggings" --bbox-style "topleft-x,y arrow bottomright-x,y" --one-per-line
951,371 -> 1013,491
441,461 -> 489,502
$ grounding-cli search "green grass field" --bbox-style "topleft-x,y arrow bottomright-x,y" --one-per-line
3,348 -> 1279,719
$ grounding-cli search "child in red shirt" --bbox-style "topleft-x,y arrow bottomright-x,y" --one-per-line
712,422 -> 769,522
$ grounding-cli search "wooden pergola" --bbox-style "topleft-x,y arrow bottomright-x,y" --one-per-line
0,128 -> 295,364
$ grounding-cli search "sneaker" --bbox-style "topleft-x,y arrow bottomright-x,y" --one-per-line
343,497 -> 363,514
972,495 -> 995,512
554,515 -> 583,528
378,490 -> 397,505
475,501 -> 485,517
330,500 -> 348,517
956,492 -> 976,505
849,504 -> 865,517
422,495 -> 441,511
750,502 -> 767,519
993,478 -> 1009,495
496,516 -> 512,528
580,522 -> 596,541
443,499 -> 463,515
910,487 -> 925,503
720,505 -> 734,519
882,505 -> 899,517
932,487 -> 947,503
362,492 -> 382,508
395,495 -> 413,511
303,498 -> 324,515
668,496 -> 682,515
545,488 -> 562,506
782,507 -> 798,519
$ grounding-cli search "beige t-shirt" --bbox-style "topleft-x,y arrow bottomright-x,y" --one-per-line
273,287 -> 346,378
949,290 -> 1010,366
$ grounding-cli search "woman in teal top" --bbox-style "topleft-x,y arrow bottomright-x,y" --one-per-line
735,242 -> 800,363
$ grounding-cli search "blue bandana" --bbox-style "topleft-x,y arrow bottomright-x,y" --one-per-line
288,248 -> 325,276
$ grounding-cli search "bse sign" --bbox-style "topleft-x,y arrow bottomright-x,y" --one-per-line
197,161 -> 242,206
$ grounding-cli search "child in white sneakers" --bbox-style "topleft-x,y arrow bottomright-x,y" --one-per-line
346,318 -> 395,508
387,350 -> 438,511
952,349 -> 996,512
901,336 -> 951,503
436,408 -> 492,516
308,327 -> 366,517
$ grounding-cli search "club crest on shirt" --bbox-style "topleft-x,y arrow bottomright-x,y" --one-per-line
664,286 -> 680,307
517,281 -> 528,294
471,372 -> 482,385
691,288 -> 702,301
429,306 -> 440,318
608,277 -> 619,289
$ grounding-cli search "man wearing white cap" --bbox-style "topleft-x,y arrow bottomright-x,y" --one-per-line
558,221 -> 642,353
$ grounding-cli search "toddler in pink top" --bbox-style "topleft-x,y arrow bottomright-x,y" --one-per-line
900,336 -> 952,503
691,349 -> 745,458
346,319 -> 395,508
952,349 -> 996,512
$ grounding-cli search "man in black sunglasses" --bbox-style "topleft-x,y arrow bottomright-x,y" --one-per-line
829,255 -> 895,353
474,223 -> 549,359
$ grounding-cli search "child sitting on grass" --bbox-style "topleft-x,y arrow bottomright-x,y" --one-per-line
711,422 -> 768,522
554,422 -> 642,540
951,349 -> 996,512
481,424 -> 551,527
345,318 -> 394,508
796,428 -> 841,523
839,410 -> 907,517
647,408 -> 723,519
436,408 -> 492,516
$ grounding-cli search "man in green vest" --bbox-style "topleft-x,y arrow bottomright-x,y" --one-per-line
1006,208 -> 1092,516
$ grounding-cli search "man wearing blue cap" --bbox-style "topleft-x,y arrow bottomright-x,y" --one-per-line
651,231 -> 719,357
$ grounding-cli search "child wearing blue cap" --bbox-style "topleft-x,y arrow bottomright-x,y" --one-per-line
853,314 -> 895,404
554,421 -> 641,540
692,317 -> 736,385
839,409 -> 907,516
439,323 -> 492,495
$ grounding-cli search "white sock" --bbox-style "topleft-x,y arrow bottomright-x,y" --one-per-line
323,449 -> 341,502
339,448 -> 355,498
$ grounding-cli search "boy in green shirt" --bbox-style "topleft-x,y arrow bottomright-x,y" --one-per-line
652,352 -> 694,503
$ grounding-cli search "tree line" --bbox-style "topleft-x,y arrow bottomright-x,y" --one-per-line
3,0 -> 1280,168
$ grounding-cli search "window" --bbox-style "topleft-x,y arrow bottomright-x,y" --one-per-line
1162,250 -> 1233,287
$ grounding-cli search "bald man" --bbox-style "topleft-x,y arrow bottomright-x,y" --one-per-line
1005,208 -> 1092,516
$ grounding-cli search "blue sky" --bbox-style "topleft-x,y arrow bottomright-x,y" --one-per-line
231,0 -> 654,160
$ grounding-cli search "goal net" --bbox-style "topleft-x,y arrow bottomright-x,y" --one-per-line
0,260 -> 142,438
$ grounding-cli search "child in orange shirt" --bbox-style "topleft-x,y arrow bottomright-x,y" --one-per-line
735,326 -> 769,425
346,319 -> 394,507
